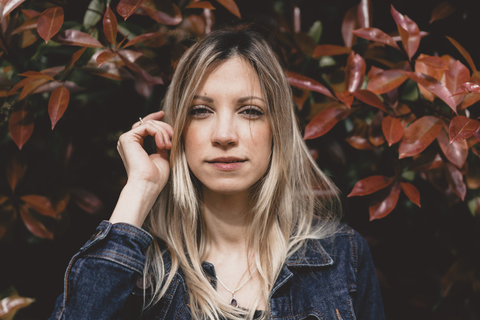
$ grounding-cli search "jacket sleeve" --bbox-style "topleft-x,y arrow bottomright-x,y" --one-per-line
352,230 -> 386,320
49,221 -> 153,320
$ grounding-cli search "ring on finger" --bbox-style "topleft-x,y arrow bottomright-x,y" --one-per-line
139,117 -> 144,125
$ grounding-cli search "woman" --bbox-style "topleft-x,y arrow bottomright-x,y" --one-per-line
50,25 -> 385,320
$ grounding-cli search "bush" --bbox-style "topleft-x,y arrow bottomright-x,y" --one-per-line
0,0 -> 479,318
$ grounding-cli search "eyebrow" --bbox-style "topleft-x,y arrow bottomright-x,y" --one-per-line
193,95 -> 265,103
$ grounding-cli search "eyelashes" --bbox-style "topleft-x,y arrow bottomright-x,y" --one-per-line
189,105 -> 265,118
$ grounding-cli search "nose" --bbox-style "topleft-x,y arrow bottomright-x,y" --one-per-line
211,111 -> 238,147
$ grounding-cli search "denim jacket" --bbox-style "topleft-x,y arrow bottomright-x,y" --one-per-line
49,221 -> 385,320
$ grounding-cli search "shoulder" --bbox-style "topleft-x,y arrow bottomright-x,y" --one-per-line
319,223 -> 371,271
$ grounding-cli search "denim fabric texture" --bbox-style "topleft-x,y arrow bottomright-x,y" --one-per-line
49,221 -> 385,320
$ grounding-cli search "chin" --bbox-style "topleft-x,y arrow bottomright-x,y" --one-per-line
200,179 -> 254,196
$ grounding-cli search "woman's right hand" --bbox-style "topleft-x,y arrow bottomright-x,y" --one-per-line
110,110 -> 174,227
117,110 -> 173,192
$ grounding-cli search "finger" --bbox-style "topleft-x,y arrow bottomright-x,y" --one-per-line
142,110 -> 165,122
145,120 -> 174,145
131,111 -> 164,129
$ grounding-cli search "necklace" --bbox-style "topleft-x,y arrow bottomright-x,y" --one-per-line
216,268 -> 257,307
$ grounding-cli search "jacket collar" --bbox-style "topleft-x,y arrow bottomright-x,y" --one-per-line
285,238 -> 334,267
160,237 -> 335,273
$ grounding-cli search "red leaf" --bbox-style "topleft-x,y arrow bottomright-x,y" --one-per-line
357,0 -> 372,28
367,70 -> 408,94
21,9 -> 41,18
369,111 -> 385,147
345,52 -> 366,92
382,115 -> 404,146
103,5 -> 117,46
8,77 -> 38,96
416,55 -> 449,70
21,195 -> 57,217
216,0 -> 240,18
52,30 -> 103,47
11,15 -> 39,35
304,102 -> 350,139
414,54 -> 445,102
19,78 -> 49,100
453,81 -> 480,96
65,47 -> 87,71
391,5 -> 421,60
400,182 -> 421,207
96,50 -> 118,67
336,91 -> 354,108
351,27 -> 400,51
348,175 -> 395,197
40,66 -> 65,77
17,71 -> 55,81
312,44 -> 352,57
124,32 -> 165,48
449,115 -> 480,143
71,188 -> 103,214
185,1 -> 215,10
140,0 -> 182,25
37,7 -> 64,43
118,49 -> 163,85
444,60 -> 470,106
437,123 -> 467,168
0,195 -> 8,206
345,119 -> 375,150
1,0 -> 26,20
19,205 -> 54,240
83,51 -> 131,81
405,71 -> 457,113
48,86 -> 70,129
7,158 -> 26,192
352,89 -> 387,112
342,6 -> 358,48
446,36 -> 477,75
410,151 -> 444,171
444,163 -> 466,200
117,0 -> 146,20
0,293 -> 35,318
430,1 -> 455,23
369,182 -> 401,220
286,71 -> 335,99
367,66 -> 384,79
33,80 -> 82,94
20,29 -> 37,48
8,102 -> 33,150
399,116 -> 443,158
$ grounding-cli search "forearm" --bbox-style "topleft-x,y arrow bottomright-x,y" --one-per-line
109,181 -> 161,227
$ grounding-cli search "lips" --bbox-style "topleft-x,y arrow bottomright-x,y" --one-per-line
206,157 -> 246,163
206,157 -> 246,170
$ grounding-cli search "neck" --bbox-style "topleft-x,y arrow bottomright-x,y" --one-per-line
202,188 -> 251,254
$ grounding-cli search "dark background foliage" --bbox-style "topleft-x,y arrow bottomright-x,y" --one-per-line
1,0 -> 480,319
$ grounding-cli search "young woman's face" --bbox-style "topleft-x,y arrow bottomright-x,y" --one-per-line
183,56 -> 272,196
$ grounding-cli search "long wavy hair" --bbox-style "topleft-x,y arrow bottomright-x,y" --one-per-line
143,25 -> 342,320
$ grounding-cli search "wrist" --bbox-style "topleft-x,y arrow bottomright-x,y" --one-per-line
109,182 -> 161,227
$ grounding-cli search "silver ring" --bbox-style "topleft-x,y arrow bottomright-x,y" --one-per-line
139,117 -> 144,124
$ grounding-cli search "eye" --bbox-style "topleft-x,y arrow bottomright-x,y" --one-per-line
239,106 -> 264,118
189,105 -> 212,118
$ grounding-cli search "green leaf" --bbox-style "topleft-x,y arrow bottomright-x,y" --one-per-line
84,0 -> 104,30
308,20 -> 322,44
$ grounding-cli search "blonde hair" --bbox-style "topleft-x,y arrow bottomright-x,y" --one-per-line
143,25 -> 341,319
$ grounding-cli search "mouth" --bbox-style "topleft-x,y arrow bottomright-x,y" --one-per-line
206,157 -> 247,170
206,157 -> 247,164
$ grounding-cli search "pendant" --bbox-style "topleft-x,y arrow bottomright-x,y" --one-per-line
230,297 -> 238,307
